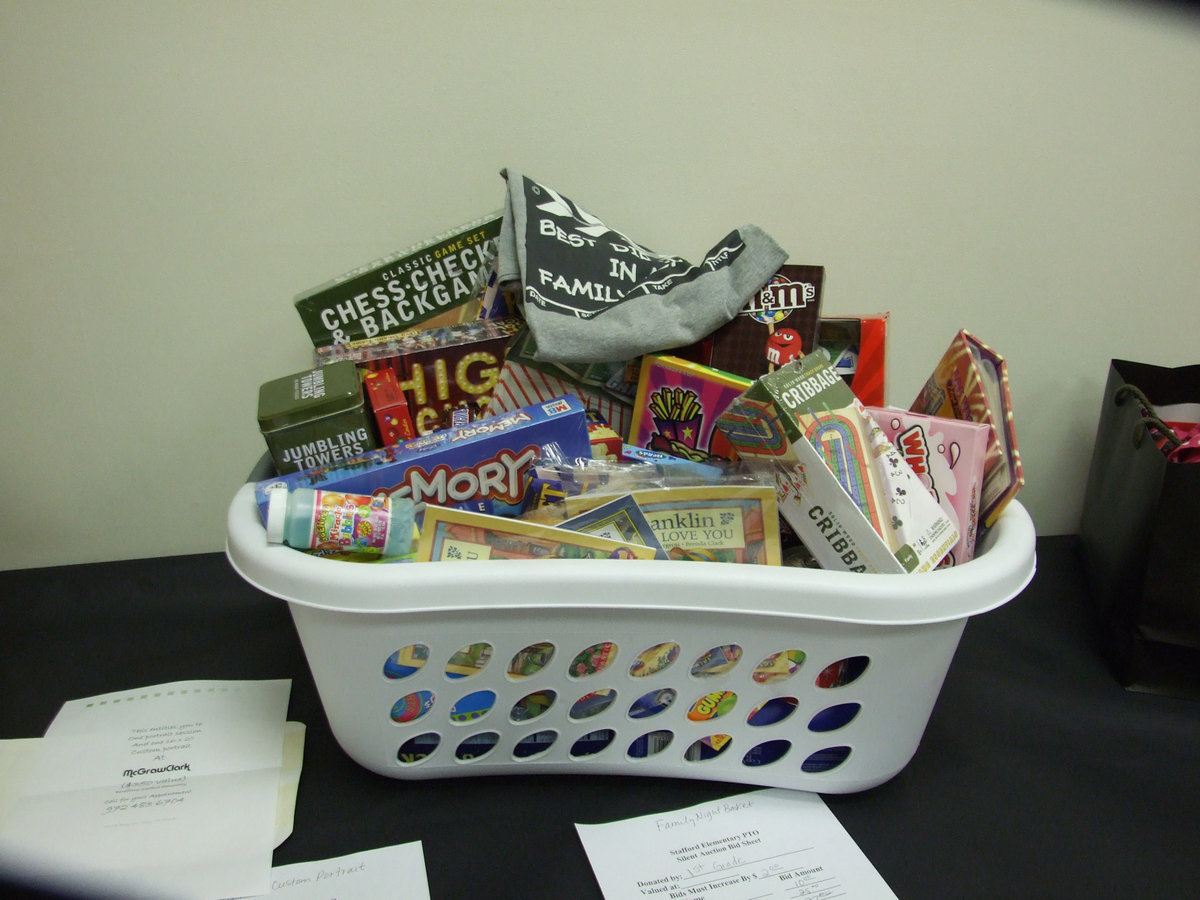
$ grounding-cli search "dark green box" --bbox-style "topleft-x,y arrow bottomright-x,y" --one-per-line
293,212 -> 503,347
257,360 -> 378,474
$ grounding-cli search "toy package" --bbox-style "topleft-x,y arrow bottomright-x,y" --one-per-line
815,313 -> 889,406
315,317 -> 523,436
628,355 -> 752,464
293,211 -> 503,347
716,355 -> 957,574
869,407 -> 990,565
362,369 -> 417,446
677,264 -> 824,380
910,329 -> 1024,526
254,394 -> 592,520
414,506 -> 660,561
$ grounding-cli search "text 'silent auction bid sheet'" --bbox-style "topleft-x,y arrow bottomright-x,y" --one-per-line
0,679 -> 291,900
576,789 -> 897,899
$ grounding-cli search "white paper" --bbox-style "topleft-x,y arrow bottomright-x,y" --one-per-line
268,843 -> 430,899
576,789 -> 897,899
0,679 -> 291,900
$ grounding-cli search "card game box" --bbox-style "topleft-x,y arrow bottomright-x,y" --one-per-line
293,211 -> 503,347
868,407 -> 990,565
254,394 -> 592,520
628,355 -> 752,464
362,369 -> 417,446
716,355 -> 957,574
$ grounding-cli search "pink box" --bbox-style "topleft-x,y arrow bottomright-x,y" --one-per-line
868,407 -> 990,565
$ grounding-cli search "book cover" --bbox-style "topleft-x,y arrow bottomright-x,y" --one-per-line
415,506 -> 659,561
294,212 -> 503,347
909,330 -> 1024,526
716,356 -> 957,574
556,484 -> 782,566
628,355 -> 752,464
869,407 -> 990,565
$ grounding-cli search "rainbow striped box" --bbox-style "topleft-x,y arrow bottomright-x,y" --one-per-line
716,356 -> 957,574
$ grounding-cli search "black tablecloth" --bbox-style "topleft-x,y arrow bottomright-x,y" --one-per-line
2,536 -> 1197,899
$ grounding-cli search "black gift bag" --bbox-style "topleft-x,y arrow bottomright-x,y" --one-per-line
1079,359 -> 1200,698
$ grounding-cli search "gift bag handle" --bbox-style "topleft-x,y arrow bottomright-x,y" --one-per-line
1115,383 -> 1184,450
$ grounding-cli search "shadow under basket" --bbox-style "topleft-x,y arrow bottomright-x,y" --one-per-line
225,483 -> 1036,794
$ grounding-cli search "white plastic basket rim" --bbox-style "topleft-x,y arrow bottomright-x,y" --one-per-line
225,483 -> 1037,627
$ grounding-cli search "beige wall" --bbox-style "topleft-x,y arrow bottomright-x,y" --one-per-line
2,0 -> 1198,570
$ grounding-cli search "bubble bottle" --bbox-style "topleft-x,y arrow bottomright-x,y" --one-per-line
266,487 -> 416,558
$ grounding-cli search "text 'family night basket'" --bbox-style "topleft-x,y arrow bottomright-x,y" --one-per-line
226,482 -> 1036,794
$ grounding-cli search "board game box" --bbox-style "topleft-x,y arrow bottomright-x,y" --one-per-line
716,355 -> 957,574
294,211 -> 503,346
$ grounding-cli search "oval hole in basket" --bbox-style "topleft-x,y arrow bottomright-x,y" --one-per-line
686,690 -> 738,722
454,732 -> 500,762
746,696 -> 799,727
742,739 -> 792,767
683,734 -> 733,762
815,656 -> 869,688
569,729 -> 616,759
390,690 -> 435,724
808,702 -> 862,733
801,745 -> 852,773
568,641 -> 618,678
627,730 -> 674,759
508,642 -> 555,679
448,689 -> 496,724
510,690 -> 556,722
752,649 -> 806,684
569,689 -> 617,721
396,732 -> 440,764
383,643 -> 429,679
690,644 -> 742,677
629,642 -> 680,678
444,642 -> 493,679
512,730 -> 558,759
628,687 -> 677,720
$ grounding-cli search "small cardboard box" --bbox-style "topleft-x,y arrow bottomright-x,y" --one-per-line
628,355 -> 752,464
869,407 -> 989,565
716,356 -> 958,574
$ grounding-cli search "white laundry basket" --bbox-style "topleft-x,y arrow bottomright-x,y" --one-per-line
226,482 -> 1036,793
